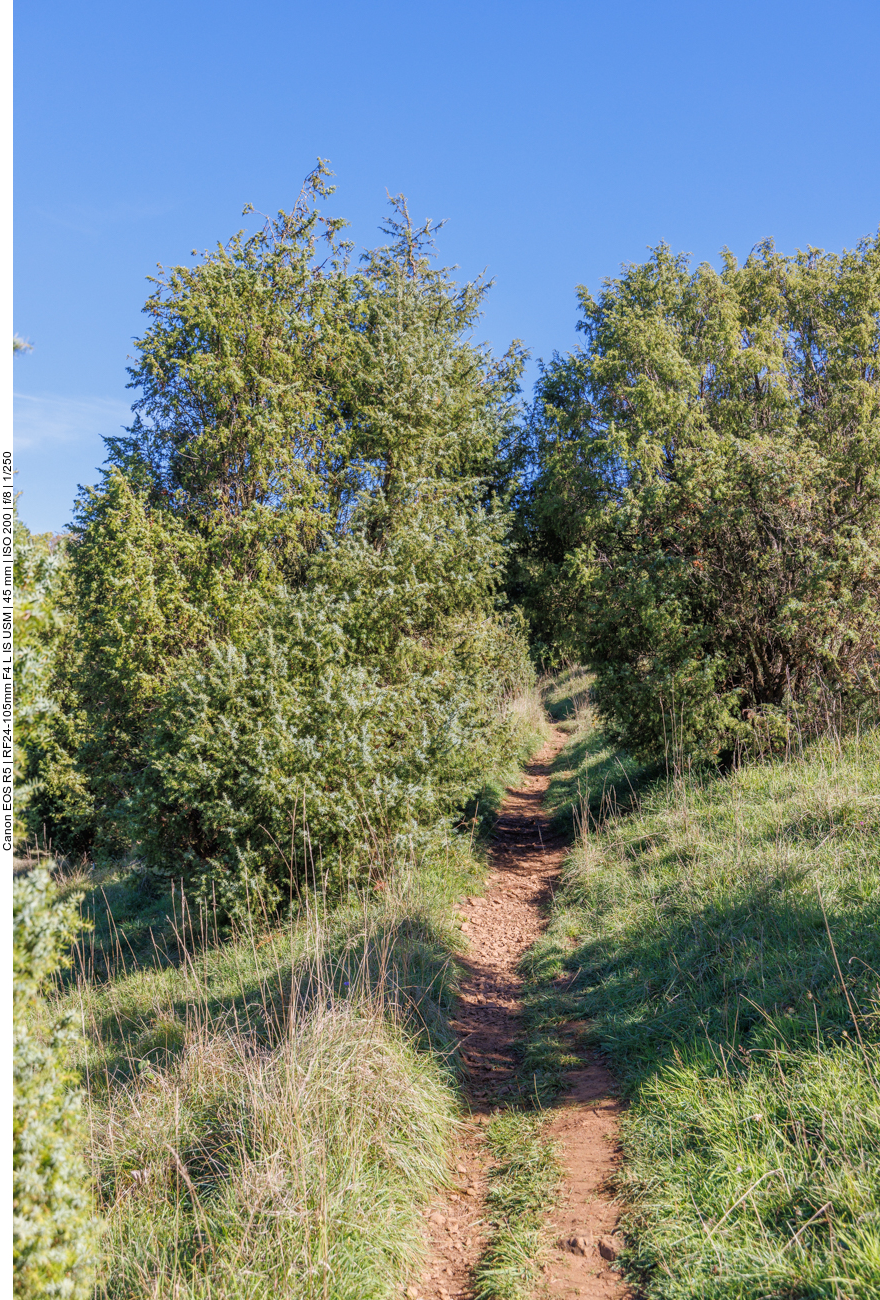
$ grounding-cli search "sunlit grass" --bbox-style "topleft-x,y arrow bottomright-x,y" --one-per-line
36,687 -> 549,1300
523,712 -> 880,1298
472,1112 -> 560,1300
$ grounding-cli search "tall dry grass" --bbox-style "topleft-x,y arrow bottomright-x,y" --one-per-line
36,684 -> 551,1299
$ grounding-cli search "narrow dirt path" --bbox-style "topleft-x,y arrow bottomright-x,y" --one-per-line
412,730 -> 629,1300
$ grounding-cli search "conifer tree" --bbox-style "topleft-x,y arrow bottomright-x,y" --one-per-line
30,167 -> 531,888
517,234 -> 880,759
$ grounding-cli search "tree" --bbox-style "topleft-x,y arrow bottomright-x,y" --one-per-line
32,168 -> 531,891
518,234 -> 880,760
13,510 -> 69,842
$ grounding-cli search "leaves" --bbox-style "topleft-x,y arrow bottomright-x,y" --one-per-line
517,234 -> 880,759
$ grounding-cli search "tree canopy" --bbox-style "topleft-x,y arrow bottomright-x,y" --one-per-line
515,234 -> 880,758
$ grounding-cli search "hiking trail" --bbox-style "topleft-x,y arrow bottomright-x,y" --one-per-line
412,728 -> 629,1300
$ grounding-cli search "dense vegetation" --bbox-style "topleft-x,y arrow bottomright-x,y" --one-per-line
23,165 -> 532,914
515,237 -> 880,759
13,183 -> 879,1300
13,868 -> 95,1297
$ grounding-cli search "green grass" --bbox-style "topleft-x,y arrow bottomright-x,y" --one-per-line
56,845 -> 476,1299
522,712 -> 880,1299
36,688 -> 550,1300
472,1112 -> 561,1300
540,668 -> 658,832
463,690 -> 552,837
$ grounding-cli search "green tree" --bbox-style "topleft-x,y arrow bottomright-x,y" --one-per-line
33,168 -> 531,889
518,234 -> 880,759
13,510 -> 69,843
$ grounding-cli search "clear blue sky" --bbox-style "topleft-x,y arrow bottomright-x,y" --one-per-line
14,0 -> 880,534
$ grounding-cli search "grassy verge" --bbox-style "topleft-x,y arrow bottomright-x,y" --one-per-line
522,706 -> 880,1298
540,668 -> 655,832
473,1112 -> 561,1300
60,845 -> 473,1299
464,689 -> 552,835
35,688 -> 549,1300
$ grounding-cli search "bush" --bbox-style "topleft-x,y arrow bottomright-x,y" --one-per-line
13,869 -> 96,1297
128,513 -> 534,916
517,234 -> 880,760
30,172 -> 530,892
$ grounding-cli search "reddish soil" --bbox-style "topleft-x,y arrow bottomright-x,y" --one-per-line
410,730 -> 629,1300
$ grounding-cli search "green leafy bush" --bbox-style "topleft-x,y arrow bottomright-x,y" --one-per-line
29,169 -> 531,898
517,234 -> 880,760
13,869 -> 96,1297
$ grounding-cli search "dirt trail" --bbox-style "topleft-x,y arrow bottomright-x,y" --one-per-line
412,730 -> 628,1300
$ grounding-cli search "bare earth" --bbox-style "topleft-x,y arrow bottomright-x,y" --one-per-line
411,730 -> 629,1300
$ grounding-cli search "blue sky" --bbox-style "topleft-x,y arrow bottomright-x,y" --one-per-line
14,0 -> 880,534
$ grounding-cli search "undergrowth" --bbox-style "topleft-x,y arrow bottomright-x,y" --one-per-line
30,688 -> 548,1300
522,706 -> 880,1299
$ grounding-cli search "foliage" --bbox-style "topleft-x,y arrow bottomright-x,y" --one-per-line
108,164 -> 523,567
523,711 -> 880,1299
13,869 -> 96,1297
130,583 -> 532,919
29,168 -> 530,885
13,509 -> 69,841
517,235 -> 880,760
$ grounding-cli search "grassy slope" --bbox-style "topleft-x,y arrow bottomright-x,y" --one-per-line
522,693 -> 880,1299
40,698 -> 549,1300
541,668 -> 656,830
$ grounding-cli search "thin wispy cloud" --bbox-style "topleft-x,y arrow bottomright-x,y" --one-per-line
14,392 -> 132,452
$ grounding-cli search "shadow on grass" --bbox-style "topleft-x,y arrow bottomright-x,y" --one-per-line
524,876 -> 880,1078
543,726 -> 662,835
78,898 -> 467,1090
541,665 -> 593,724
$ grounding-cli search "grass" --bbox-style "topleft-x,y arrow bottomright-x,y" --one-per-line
472,1112 -> 561,1300
540,667 -> 657,832
463,690 -> 552,836
37,672 -> 880,1298
35,687 -> 549,1300
60,848 -> 473,1299
521,704 -> 880,1299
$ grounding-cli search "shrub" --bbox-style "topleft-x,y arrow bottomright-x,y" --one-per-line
32,170 -> 530,888
518,234 -> 880,760
129,510 -> 533,916
13,869 -> 96,1297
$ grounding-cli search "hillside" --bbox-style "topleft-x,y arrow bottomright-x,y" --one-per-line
523,673 -> 880,1298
